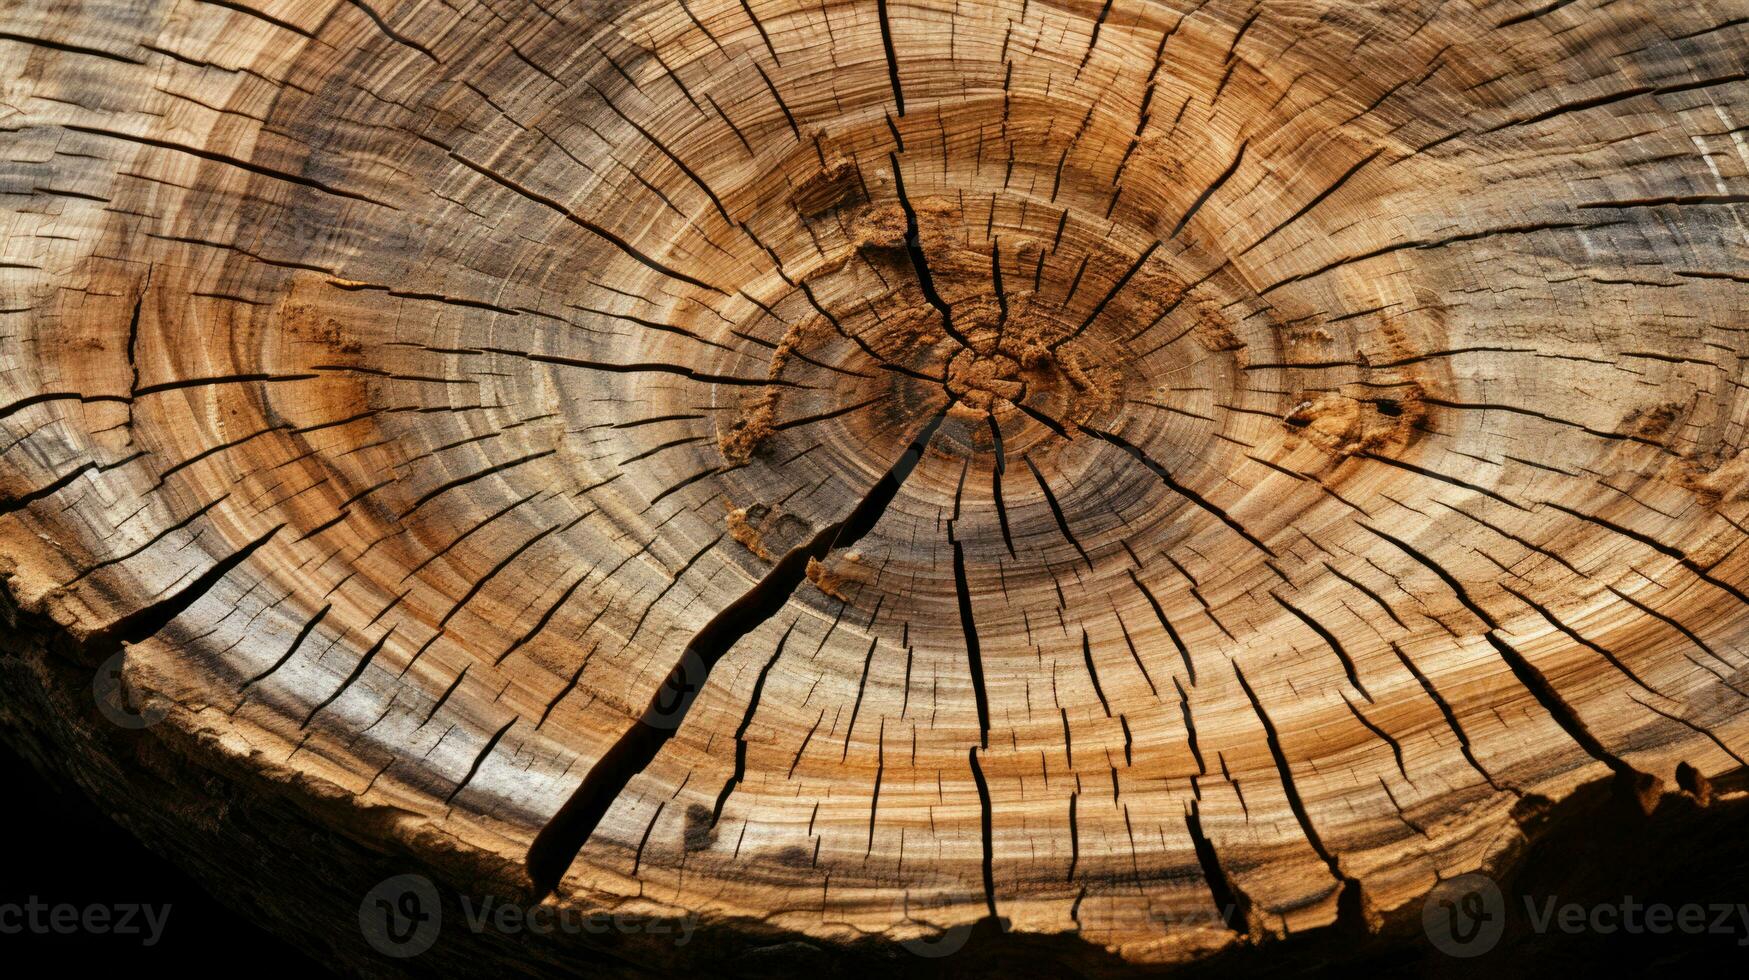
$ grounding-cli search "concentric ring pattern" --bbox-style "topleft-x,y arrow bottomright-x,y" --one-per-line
1,0 -> 1746,965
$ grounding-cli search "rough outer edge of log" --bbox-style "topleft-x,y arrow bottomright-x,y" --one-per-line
6,574 -> 1746,976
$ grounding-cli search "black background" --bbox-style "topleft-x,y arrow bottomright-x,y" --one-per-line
0,739 -> 333,973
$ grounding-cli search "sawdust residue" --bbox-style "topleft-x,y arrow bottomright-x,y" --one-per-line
1131,267 -> 1187,316
719,387 -> 779,466
725,503 -> 772,560
806,556 -> 851,600
847,198 -> 968,267
767,316 -> 824,379
718,317 -> 829,465
946,349 -> 1024,416
936,293 -> 1125,426
1284,384 -> 1427,458
848,203 -> 910,250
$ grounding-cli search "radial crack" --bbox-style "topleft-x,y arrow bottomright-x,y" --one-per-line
526,409 -> 947,895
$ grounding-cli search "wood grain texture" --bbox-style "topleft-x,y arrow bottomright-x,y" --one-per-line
2,0 -> 1747,970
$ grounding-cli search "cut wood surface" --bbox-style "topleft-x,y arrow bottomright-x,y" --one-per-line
2,0 -> 1748,970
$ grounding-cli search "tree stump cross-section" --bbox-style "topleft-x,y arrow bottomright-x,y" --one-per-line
1,0 -> 1747,971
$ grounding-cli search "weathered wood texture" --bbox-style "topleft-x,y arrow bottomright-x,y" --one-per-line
2,0 -> 1748,970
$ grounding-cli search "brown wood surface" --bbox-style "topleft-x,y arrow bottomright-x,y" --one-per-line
2,0 -> 1748,971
